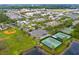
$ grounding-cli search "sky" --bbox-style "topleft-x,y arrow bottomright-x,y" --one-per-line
0,0 -> 79,4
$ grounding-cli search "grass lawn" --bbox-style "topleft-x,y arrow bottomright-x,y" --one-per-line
0,27 -> 36,55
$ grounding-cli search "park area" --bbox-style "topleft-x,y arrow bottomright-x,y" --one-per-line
0,27 -> 36,55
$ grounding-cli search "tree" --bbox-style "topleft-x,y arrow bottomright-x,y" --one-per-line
0,12 -> 16,23
21,17 -> 26,20
72,23 -> 79,39
0,41 -> 7,50
64,19 -> 73,27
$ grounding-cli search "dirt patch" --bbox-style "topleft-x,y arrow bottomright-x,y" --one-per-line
0,38 -> 5,41
3,29 -> 16,35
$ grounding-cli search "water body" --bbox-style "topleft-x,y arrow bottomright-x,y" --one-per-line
23,47 -> 46,55
64,42 -> 79,55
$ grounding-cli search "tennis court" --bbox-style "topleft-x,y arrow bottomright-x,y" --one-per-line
41,37 -> 62,49
61,27 -> 74,34
52,32 -> 71,40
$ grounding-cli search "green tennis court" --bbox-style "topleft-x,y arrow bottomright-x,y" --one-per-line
52,32 -> 71,41
41,37 -> 62,49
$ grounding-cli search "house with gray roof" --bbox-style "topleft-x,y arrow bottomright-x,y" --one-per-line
29,29 -> 49,39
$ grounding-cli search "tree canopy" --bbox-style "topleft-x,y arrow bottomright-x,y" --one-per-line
0,12 -> 16,23
72,23 -> 79,39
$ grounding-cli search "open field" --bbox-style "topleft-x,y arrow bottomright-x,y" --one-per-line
0,27 -> 36,55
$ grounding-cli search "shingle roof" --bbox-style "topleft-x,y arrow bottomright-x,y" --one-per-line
29,29 -> 48,38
